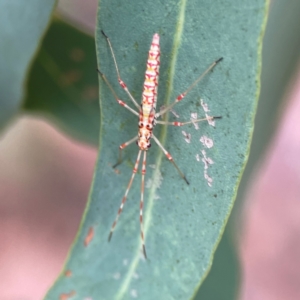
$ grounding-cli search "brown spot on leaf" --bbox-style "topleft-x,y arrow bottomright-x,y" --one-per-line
64,269 -> 72,277
84,226 -> 94,246
60,290 -> 75,300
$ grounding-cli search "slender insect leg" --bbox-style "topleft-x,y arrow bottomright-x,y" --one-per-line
156,58 -> 223,118
113,135 -> 138,168
156,116 -> 222,126
97,69 -> 139,117
108,150 -> 142,242
101,30 -> 140,110
140,151 -> 147,259
152,134 -> 189,185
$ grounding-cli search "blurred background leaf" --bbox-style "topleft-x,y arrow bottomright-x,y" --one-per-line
45,0 -> 267,299
0,0 -> 56,130
23,18 -> 100,145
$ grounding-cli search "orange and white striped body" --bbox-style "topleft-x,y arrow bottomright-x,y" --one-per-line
138,33 -> 160,151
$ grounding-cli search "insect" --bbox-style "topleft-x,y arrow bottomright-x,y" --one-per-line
98,31 -> 222,259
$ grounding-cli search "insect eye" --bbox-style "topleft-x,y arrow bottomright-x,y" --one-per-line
146,124 -> 152,130
139,122 -> 143,128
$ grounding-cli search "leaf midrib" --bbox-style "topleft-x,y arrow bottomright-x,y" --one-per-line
114,0 -> 188,298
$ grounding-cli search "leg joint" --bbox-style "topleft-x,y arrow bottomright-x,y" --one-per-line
166,153 -> 172,160
119,79 -> 127,89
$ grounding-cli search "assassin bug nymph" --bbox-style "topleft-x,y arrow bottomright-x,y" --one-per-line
98,31 -> 222,259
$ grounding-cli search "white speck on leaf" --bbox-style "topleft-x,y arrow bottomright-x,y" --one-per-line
146,167 -> 163,200
200,150 -> 214,187
200,135 -> 214,148
204,172 -> 213,187
130,289 -> 138,298
206,114 -> 215,127
200,98 -> 210,112
145,178 -> 153,189
190,113 -> 199,130
182,131 -> 191,143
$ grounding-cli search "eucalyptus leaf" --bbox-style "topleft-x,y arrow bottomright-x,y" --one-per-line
194,222 -> 240,300
0,0 -> 56,130
45,0 -> 268,299
199,0 -> 300,298
23,18 -> 99,145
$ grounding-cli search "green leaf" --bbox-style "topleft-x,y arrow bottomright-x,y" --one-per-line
198,0 -> 300,299
194,221 -> 240,300
0,0 -> 56,129
23,18 -> 100,145
46,0 -> 268,299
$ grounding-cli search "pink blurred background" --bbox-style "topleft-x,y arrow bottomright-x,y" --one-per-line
240,69 -> 300,300
0,1 -> 299,299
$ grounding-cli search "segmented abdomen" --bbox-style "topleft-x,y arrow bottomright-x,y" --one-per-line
141,34 -> 160,123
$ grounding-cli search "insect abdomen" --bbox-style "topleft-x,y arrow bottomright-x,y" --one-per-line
141,33 -> 160,119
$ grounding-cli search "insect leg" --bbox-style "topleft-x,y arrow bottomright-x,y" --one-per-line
156,58 -> 223,118
152,134 -> 189,185
108,150 -> 142,242
156,116 -> 222,126
97,69 -> 139,116
140,150 -> 147,259
101,30 -> 140,110
113,136 -> 138,168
